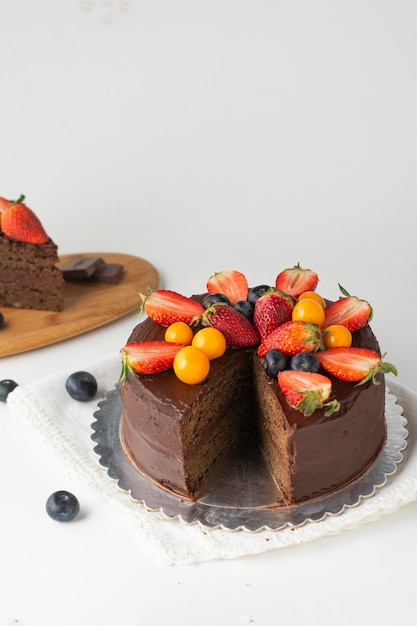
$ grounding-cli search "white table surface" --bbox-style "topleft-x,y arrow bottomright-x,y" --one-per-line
1,1 -> 416,624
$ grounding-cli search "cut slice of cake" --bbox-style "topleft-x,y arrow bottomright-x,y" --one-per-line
0,195 -> 64,311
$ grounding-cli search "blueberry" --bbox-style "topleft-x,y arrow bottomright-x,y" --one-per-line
0,312 -> 4,327
65,371 -> 97,401
290,352 -> 320,373
203,293 -> 231,308
0,379 -> 18,402
264,349 -> 288,378
248,285 -> 271,305
234,300 -> 254,320
46,490 -> 80,522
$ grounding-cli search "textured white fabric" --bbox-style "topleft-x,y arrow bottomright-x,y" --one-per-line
7,357 -> 417,566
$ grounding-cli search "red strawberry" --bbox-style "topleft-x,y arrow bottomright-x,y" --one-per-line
139,289 -> 204,326
0,195 -> 49,244
206,270 -> 248,305
323,286 -> 372,332
0,197 -> 10,211
316,347 -> 397,384
278,370 -> 340,416
253,288 -> 295,339
275,263 -> 318,298
120,341 -> 184,379
258,320 -> 323,357
194,303 -> 260,347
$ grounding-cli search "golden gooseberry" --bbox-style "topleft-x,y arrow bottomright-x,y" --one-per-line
292,298 -> 326,326
192,327 -> 227,360
298,291 -> 326,308
323,324 -> 352,348
164,321 -> 194,345
173,346 -> 210,385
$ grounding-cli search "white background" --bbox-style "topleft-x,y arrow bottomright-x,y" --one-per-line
1,1 -> 416,625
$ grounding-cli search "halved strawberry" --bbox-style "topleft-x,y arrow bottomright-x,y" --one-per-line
316,347 -> 397,384
139,289 -> 204,326
323,286 -> 372,332
0,194 -> 49,244
258,320 -> 323,357
278,370 -> 340,416
193,303 -> 260,347
253,289 -> 295,339
206,270 -> 248,305
120,341 -> 184,379
275,263 -> 318,298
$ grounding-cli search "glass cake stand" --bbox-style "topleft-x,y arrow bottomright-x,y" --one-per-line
90,385 -> 408,532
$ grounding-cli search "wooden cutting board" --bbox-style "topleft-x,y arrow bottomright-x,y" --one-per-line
0,252 -> 159,357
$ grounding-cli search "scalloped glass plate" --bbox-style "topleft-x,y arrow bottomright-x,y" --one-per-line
91,386 -> 408,532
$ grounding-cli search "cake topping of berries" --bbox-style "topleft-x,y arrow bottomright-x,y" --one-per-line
278,370 -> 340,417
323,285 -> 372,332
139,289 -> 204,326
0,194 -> 49,244
275,263 -> 319,298
120,265 -> 397,414
316,347 -> 397,385
206,270 -> 248,305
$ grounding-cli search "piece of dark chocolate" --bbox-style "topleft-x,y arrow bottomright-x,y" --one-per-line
61,257 -> 105,280
87,263 -> 124,284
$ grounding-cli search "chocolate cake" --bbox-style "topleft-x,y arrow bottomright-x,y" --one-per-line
0,234 -> 64,311
0,195 -> 64,311
120,293 -> 387,505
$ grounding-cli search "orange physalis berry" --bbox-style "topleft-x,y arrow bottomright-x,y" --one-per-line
298,291 -> 326,308
322,324 -> 352,348
173,346 -> 210,384
192,327 -> 227,360
165,321 -> 194,345
292,298 -> 326,326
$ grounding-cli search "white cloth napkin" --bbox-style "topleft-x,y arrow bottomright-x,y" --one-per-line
7,357 -> 417,566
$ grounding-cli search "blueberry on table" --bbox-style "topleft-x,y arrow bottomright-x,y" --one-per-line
65,371 -> 97,401
0,379 -> 19,402
0,311 -> 4,327
46,490 -> 80,522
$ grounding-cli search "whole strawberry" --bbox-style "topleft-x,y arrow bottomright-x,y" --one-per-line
0,195 -> 49,244
194,303 -> 260,347
258,320 -> 323,357
253,288 -> 295,339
